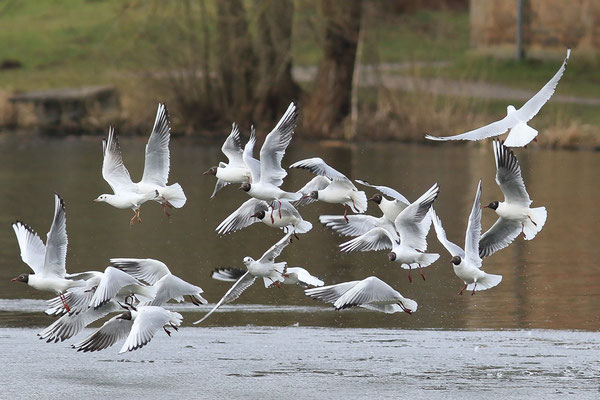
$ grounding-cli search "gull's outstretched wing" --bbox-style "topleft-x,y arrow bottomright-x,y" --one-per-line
141,103 -> 171,187
339,227 -> 397,253
222,123 -> 245,168
258,232 -> 293,263
493,140 -> 531,206
89,267 -> 148,310
119,307 -> 182,353
479,217 -> 522,259
72,312 -> 133,352
295,175 -> 331,207
109,258 -> 171,285
333,277 -> 404,310
394,183 -> 439,251
259,102 -> 297,186
425,114 -> 518,142
355,179 -> 410,205
41,194 -> 68,278
242,125 -> 261,183
319,214 -> 390,237
102,127 -> 136,195
289,157 -> 351,183
305,280 -> 359,304
216,198 -> 269,235
142,274 -> 207,306
465,180 -> 483,268
12,221 -> 45,275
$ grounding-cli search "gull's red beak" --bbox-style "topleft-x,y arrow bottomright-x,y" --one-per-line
11,277 -> 18,282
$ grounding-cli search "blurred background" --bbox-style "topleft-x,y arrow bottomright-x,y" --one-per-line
0,0 -> 598,148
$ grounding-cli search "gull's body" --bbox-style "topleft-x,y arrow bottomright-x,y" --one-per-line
212,266 -> 323,288
425,49 -> 570,147
356,179 -> 410,222
479,141 -> 547,258
431,181 -> 503,295
305,276 -> 417,314
194,233 -> 294,324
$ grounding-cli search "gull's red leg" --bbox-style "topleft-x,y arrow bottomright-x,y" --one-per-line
458,284 -> 467,295
471,282 -> 478,296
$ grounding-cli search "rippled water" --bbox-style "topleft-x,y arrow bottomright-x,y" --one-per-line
0,134 -> 599,330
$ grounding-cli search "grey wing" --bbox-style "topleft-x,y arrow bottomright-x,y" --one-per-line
479,217 -> 522,258
216,198 -> 268,235
355,179 -> 410,205
45,281 -> 98,316
72,313 -> 133,352
89,267 -> 146,309
109,258 -> 171,285
430,208 -> 465,258
143,274 -> 206,306
12,221 -> 46,275
194,272 -> 256,324
42,193 -> 68,278
211,267 -> 247,282
242,126 -> 261,183
425,113 -> 519,142
102,126 -> 136,194
295,175 -> 332,206
141,103 -> 171,187
210,178 -> 230,199
494,140 -> 531,206
258,232 -> 293,263
259,102 -> 297,186
394,183 -> 439,251
222,123 -> 245,167
289,157 -> 350,182
464,180 -> 483,268
334,277 -> 401,310
517,49 -> 570,121
319,214 -> 393,237
304,280 -> 360,304
339,227 -> 396,253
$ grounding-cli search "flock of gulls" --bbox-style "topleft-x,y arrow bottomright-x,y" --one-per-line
10,49 -> 570,353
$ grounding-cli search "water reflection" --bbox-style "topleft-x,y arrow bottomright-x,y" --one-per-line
0,134 -> 598,330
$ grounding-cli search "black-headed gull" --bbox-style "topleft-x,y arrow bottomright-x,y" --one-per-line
239,102 -> 301,221
72,305 -> 182,353
340,183 -> 440,282
425,49 -> 570,147
204,123 -> 254,198
479,140 -> 547,258
11,194 -> 85,312
212,265 -> 324,288
194,232 -> 294,324
289,157 -> 367,222
109,258 -> 208,306
356,179 -> 410,221
94,103 -> 186,224
216,198 -> 312,236
431,181 -> 503,295
305,276 -> 417,314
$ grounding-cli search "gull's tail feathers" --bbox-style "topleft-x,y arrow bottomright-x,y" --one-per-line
293,219 -> 313,234
504,122 -> 538,147
467,273 -> 502,291
400,253 -> 439,270
523,206 -> 547,240
161,183 -> 187,208
346,190 -> 368,214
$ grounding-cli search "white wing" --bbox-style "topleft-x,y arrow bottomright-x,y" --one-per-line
430,208 -> 465,258
305,280 -> 360,304
141,103 -> 171,187
89,267 -> 147,309
465,181 -> 483,268
285,267 -> 324,287
242,125 -> 261,183
102,126 -> 137,194
258,232 -> 293,263
216,198 -> 268,235
319,214 -> 390,237
210,178 -> 230,199
194,271 -> 256,324
333,276 -> 402,310
120,307 -> 182,353
259,102 -> 297,186
41,194 -> 68,278
45,278 -> 100,316
516,49 -> 570,122
394,183 -> 439,251
493,140 -> 531,206
355,179 -> 410,205
109,258 -> 171,285
143,274 -> 207,306
12,221 -> 46,275
289,157 -> 350,182
222,123 -> 245,167
339,227 -> 396,253
425,113 -> 519,142
72,312 -> 134,352
479,217 -> 522,258
295,175 -> 332,206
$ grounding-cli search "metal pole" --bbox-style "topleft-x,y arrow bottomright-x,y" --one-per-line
516,0 -> 524,61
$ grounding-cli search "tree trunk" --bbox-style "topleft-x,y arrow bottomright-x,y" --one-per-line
303,0 -> 362,139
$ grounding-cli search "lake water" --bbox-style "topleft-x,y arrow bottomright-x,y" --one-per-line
0,135 -> 598,398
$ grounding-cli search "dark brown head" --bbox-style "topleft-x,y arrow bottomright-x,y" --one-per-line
309,191 -> 318,200
240,183 -> 251,192
451,256 -> 461,265
117,311 -> 133,320
369,194 -> 383,205
484,201 -> 499,210
203,166 -> 217,176
11,273 -> 29,284
251,210 -> 266,220
387,252 -> 397,261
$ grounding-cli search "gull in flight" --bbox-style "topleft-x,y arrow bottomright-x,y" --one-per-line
194,232 -> 294,324
239,102 -> 301,222
290,157 -> 367,222
94,103 -> 186,225
305,276 -> 417,314
431,181 -> 503,295
204,123 -> 255,198
479,140 -> 547,258
212,265 -> 324,288
72,305 -> 182,353
340,183 -> 440,282
87,266 -> 157,310
11,194 -> 86,312
425,49 -> 570,147
216,198 -> 312,237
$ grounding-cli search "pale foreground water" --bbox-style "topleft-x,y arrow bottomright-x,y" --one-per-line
1,326 -> 599,399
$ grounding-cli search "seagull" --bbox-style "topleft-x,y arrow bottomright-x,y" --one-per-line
289,157 -> 368,222
212,265 -> 324,288
11,194 -> 86,312
479,140 -> 547,258
194,232 -> 294,324
239,102 -> 301,222
340,183 -> 440,282
204,123 -> 254,198
72,305 -> 183,353
425,49 -> 570,147
109,258 -> 208,306
88,266 -> 157,310
94,103 -> 186,224
430,181 -> 503,295
355,179 -> 410,222
305,276 -> 417,314
216,198 -> 312,236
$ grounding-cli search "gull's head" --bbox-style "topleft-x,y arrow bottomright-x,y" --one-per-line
484,201 -> 499,210
506,105 -> 516,114
451,256 -> 461,265
11,273 -> 29,284
240,183 -> 251,192
242,256 -> 254,266
309,191 -> 319,200
251,210 -> 266,220
203,166 -> 218,176
387,252 -> 397,262
94,194 -> 109,203
117,310 -> 133,321
368,193 -> 383,205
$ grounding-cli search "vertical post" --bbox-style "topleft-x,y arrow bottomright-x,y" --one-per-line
516,0 -> 525,61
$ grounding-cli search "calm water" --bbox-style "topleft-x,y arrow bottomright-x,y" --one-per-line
0,134 -> 599,330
